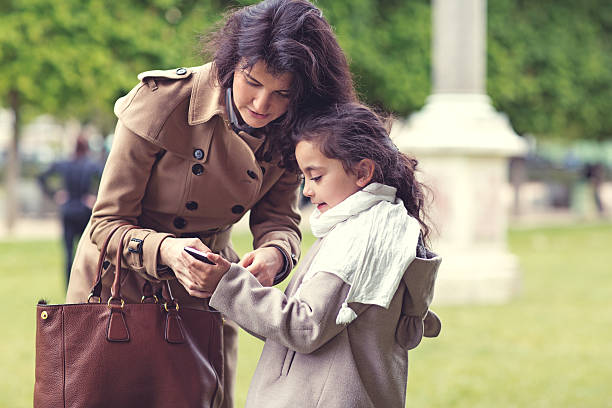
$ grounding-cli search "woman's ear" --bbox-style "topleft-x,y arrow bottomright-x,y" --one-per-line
355,159 -> 375,187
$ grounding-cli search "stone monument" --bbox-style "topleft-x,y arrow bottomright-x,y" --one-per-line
391,0 -> 527,304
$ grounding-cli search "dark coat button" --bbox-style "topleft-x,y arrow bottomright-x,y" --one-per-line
247,170 -> 257,179
260,166 -> 266,175
192,164 -> 204,175
231,205 -> 245,214
173,217 -> 187,229
176,67 -> 187,75
193,149 -> 204,160
185,201 -> 198,211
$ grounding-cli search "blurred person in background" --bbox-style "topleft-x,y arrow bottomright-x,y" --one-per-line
38,134 -> 103,286
584,162 -> 606,216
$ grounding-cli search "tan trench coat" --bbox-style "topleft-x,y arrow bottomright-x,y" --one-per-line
210,239 -> 442,408
66,63 -> 302,407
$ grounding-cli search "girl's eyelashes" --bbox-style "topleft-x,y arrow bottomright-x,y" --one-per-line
310,175 -> 322,182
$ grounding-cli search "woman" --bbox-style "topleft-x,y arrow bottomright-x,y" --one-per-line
66,1 -> 355,407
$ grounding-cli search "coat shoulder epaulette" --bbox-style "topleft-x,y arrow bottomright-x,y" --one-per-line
113,67 -> 198,144
137,67 -> 193,82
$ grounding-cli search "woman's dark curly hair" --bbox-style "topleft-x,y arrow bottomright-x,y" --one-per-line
204,0 -> 356,167
293,103 -> 433,243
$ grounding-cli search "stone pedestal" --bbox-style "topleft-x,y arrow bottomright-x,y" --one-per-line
392,95 -> 526,304
391,0 -> 527,304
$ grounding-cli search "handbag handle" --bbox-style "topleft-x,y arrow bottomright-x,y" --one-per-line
89,224 -> 179,311
88,224 -> 136,302
109,226 -> 139,304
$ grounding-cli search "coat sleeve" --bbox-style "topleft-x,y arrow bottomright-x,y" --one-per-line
249,169 -> 302,281
88,121 -> 174,282
209,264 -> 369,354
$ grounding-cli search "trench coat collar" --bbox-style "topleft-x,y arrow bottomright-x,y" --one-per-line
188,63 -> 266,153
188,63 -> 226,126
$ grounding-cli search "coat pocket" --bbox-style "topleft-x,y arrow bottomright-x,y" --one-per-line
280,349 -> 296,376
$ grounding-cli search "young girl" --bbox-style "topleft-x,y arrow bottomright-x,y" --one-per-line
196,103 -> 442,408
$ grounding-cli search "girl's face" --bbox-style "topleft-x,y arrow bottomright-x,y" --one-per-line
295,140 -> 363,214
232,60 -> 292,129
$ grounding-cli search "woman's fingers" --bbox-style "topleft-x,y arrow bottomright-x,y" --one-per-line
175,252 -> 231,295
159,237 -> 230,295
239,251 -> 255,268
243,247 -> 282,286
160,237 -> 209,268
206,253 -> 232,270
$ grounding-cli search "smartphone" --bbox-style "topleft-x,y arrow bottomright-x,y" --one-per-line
184,247 -> 216,265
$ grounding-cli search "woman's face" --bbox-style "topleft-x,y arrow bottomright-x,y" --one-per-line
232,60 -> 292,129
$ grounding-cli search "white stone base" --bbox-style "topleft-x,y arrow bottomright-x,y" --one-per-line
392,93 -> 527,305
431,248 -> 522,305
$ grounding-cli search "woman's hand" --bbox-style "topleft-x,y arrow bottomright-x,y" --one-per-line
159,237 -> 230,298
239,247 -> 283,287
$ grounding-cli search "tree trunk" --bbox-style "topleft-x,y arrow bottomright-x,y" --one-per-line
5,89 -> 21,233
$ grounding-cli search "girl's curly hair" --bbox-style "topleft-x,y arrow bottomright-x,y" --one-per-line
293,103 -> 433,243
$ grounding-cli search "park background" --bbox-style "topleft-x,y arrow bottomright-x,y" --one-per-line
1,0 -> 611,407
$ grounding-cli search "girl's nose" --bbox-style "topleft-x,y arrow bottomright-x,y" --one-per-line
302,182 -> 313,197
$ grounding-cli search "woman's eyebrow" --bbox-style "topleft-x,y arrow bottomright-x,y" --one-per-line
246,71 -> 290,93
244,71 -> 262,85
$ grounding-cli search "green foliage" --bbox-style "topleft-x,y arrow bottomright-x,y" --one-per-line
488,1 -> 612,141
319,0 -> 431,114
1,0 -> 611,141
0,0 -> 219,132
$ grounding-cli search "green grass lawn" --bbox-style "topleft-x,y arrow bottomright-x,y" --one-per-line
1,223 -> 611,407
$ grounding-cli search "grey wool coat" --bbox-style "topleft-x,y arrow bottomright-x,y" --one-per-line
210,239 -> 442,408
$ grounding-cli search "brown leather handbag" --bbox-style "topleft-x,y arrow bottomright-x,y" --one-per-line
34,225 -> 224,408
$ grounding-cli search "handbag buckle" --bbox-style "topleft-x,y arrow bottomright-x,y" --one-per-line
163,302 -> 179,312
107,297 -> 125,309
141,295 -> 159,304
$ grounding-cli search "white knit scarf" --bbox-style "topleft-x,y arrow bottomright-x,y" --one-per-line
301,183 -> 421,325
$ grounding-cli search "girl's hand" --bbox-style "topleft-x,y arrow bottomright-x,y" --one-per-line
239,247 -> 283,287
159,237 -> 230,298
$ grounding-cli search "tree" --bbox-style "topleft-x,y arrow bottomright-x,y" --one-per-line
321,0 -> 432,115
0,0 -> 219,231
488,0 -> 612,142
